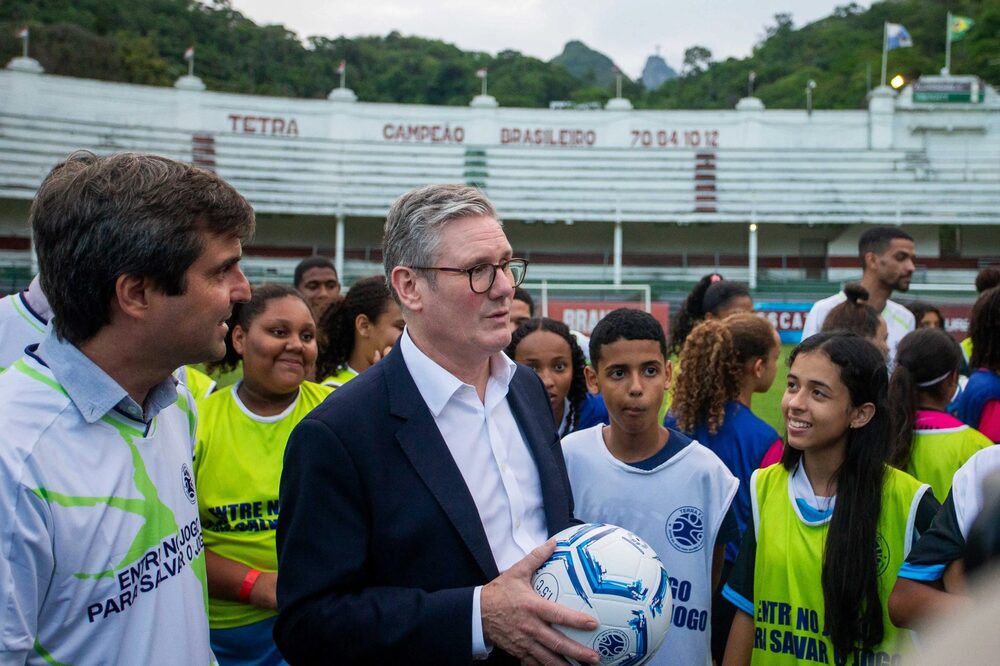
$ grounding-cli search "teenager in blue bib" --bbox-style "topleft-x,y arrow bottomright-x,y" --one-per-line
722,333 -> 938,666
955,286 -> 1000,442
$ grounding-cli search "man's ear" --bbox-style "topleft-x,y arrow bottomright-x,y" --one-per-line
850,402 -> 876,430
114,274 -> 153,321
584,365 -> 600,395
663,358 -> 673,392
863,251 -> 879,273
391,266 -> 422,313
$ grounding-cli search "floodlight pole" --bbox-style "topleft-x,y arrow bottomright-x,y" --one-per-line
944,12 -> 952,75
880,22 -> 889,87
613,197 -> 623,286
335,213 -> 345,281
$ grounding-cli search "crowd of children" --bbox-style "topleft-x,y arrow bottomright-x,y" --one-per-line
506,267 -> 1000,665
2,238 -> 999,665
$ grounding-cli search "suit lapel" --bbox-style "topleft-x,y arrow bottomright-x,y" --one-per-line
506,368 -> 568,536
384,349 -> 500,580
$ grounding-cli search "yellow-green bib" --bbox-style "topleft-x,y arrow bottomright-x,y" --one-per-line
749,463 -> 925,665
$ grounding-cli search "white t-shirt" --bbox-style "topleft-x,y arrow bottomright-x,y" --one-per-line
0,353 -> 215,665
949,446 -> 1000,541
800,290 -> 915,364
561,425 -> 738,666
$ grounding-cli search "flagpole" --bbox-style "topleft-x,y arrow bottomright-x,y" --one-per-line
340,67 -> 346,89
481,72 -> 487,96
22,30 -> 28,58
944,12 -> 952,74
880,21 -> 888,87
188,55 -> 194,77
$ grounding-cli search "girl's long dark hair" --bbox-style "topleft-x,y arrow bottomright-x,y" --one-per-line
780,332 -> 889,658
970,286 -> 1000,371
314,275 -> 393,380
888,328 -> 962,470
668,273 -> 722,356
507,317 -> 588,434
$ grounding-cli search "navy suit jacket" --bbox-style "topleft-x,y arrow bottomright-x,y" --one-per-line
274,344 -> 576,664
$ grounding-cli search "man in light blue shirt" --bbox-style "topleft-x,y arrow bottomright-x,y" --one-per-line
0,152 -> 254,665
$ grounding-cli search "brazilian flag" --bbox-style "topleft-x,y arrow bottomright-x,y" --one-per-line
949,15 -> 975,42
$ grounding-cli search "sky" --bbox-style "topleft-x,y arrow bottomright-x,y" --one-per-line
229,0 -> 873,78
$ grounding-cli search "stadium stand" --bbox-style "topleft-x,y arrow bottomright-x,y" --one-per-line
1,67 -> 998,292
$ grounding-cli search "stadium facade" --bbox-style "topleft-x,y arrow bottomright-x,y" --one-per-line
1,61 -> 998,296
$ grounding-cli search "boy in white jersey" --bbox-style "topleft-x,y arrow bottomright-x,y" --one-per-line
0,275 -> 51,371
0,152 -> 254,665
561,308 -> 738,666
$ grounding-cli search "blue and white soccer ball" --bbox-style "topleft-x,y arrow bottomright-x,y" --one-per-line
532,523 -> 672,666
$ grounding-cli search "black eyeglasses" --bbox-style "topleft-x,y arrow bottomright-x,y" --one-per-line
411,258 -> 529,294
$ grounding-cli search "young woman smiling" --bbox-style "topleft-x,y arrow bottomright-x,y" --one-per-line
196,284 -> 332,665
722,333 -> 938,666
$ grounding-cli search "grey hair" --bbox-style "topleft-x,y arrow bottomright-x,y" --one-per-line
382,184 -> 499,300
31,151 -> 255,344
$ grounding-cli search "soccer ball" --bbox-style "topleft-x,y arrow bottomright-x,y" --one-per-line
531,523 -> 672,665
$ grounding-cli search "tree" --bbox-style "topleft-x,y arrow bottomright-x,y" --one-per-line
765,13 -> 795,39
682,46 -> 713,75
833,4 -> 863,18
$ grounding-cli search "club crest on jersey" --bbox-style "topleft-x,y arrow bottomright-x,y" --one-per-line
666,506 -> 705,553
181,463 -> 196,504
875,532 -> 890,576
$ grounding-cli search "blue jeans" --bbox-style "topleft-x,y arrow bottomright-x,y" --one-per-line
210,615 -> 287,666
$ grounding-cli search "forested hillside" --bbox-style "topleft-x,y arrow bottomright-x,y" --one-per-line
1,0 -> 997,109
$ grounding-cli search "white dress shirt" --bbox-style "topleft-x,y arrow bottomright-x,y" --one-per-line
400,329 -> 548,657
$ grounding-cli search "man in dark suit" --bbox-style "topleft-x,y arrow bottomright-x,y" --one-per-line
275,185 -> 599,665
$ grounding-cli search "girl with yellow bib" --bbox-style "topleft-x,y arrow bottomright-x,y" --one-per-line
722,333 -> 938,666
888,328 -> 991,501
196,284 -> 332,665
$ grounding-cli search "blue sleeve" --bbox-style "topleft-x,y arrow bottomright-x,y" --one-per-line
577,393 -> 609,429
897,490 -> 963,582
723,517 -> 756,615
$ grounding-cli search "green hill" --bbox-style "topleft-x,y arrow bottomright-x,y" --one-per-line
550,40 -> 623,88
1,0 -> 997,109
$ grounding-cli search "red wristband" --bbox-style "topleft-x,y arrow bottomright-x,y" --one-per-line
238,569 -> 262,603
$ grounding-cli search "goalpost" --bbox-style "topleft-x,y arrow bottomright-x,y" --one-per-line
522,281 -> 653,317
